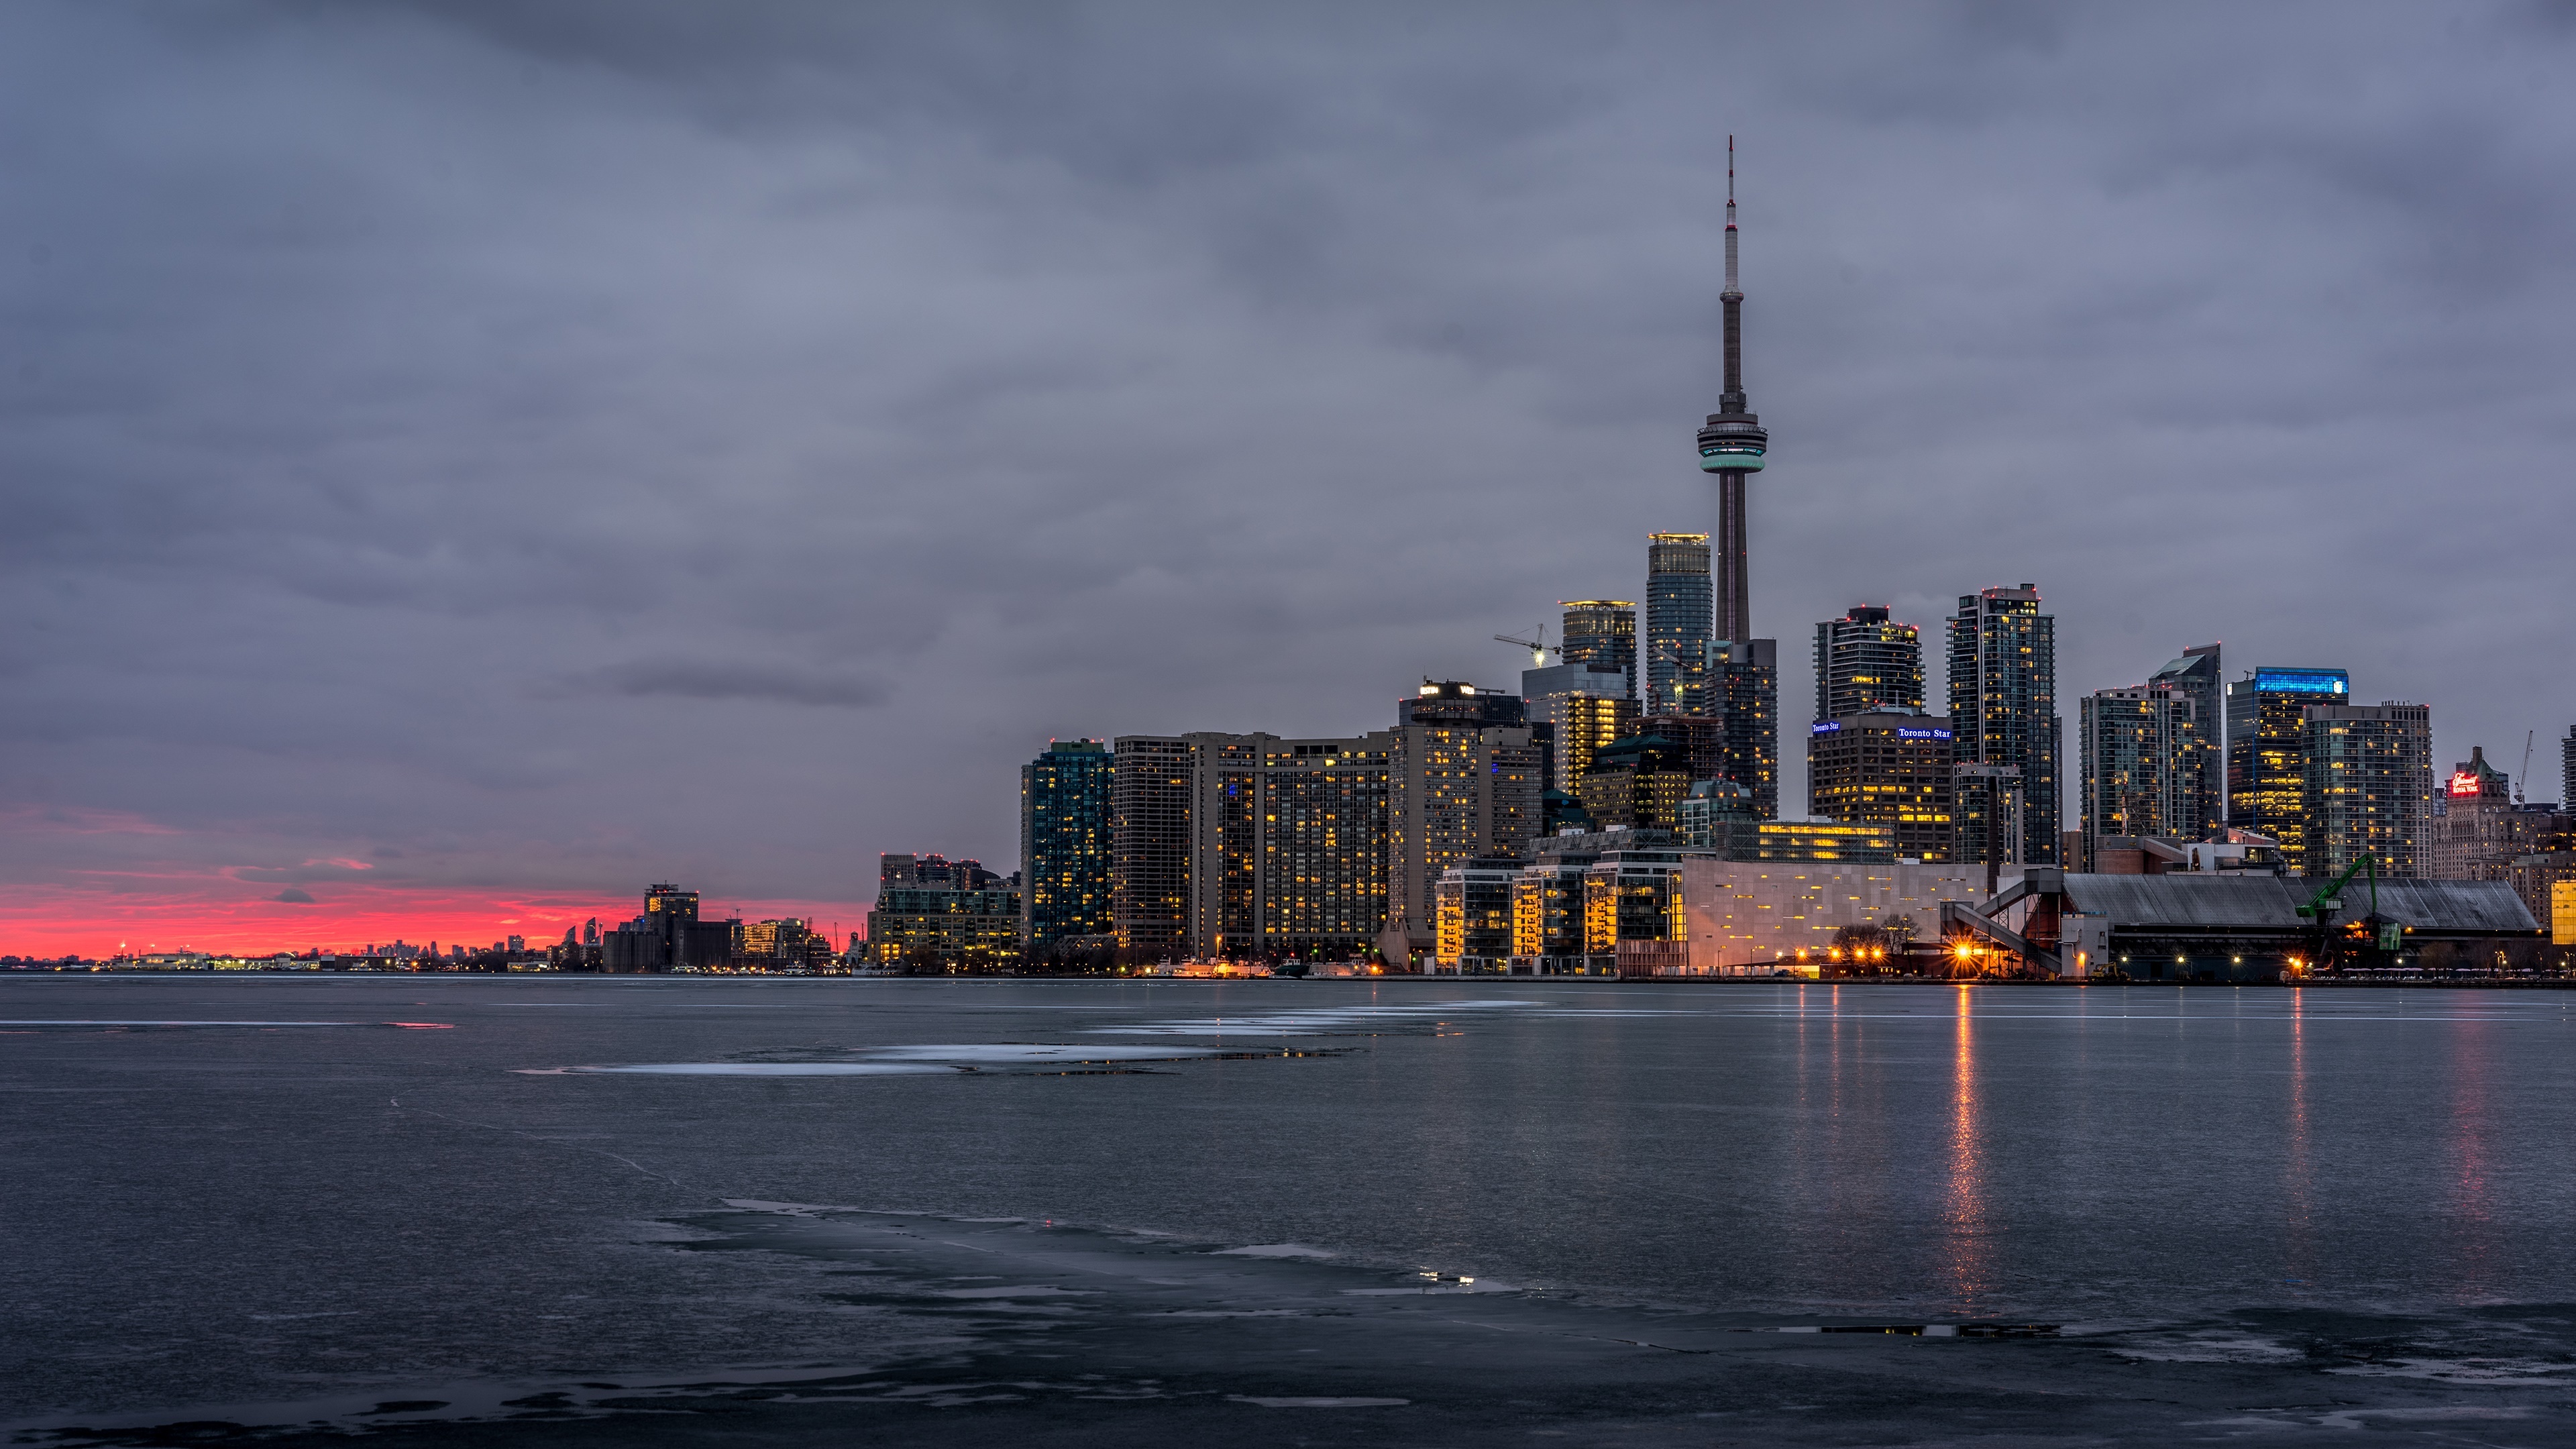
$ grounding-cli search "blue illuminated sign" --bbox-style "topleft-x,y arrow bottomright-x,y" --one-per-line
1811,721 -> 1841,735
2254,669 -> 2349,696
1895,727 -> 1955,741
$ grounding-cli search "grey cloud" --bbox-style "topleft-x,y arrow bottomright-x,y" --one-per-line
272,888 -> 317,904
584,660 -> 889,708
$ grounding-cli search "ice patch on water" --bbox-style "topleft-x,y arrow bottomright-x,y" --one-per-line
935,1285 -> 1097,1299
863,1044 -> 1226,1063
1214,1244 -> 1336,1259
1229,1396 -> 1409,1408
2108,1330 -> 2304,1364
572,1063 -> 955,1076
1095,1002 -> 1535,1037
2326,1358 -> 2575,1385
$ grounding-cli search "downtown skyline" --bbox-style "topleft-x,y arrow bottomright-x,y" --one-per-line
6,5 -> 2575,957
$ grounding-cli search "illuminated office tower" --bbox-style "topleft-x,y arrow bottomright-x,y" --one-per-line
1813,606 -> 1924,720
1020,738 -> 1114,959
1644,533 -> 1712,715
1947,585 -> 2061,865
2147,643 -> 2224,834
2077,684 -> 2209,869
1807,713 -> 1955,861
2226,666 -> 2349,871
1559,600 -> 1638,702
2301,702 -> 2432,877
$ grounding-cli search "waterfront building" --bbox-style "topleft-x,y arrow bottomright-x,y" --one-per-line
1704,639 -> 1780,819
2078,684 -> 2210,871
1575,733 -> 1693,831
2300,702 -> 2432,878
2147,643 -> 2225,833
1807,712 -> 1956,861
1020,739 -> 1114,960
602,883 -> 736,972
1677,859 -> 2015,975
1112,731 -> 1396,964
2226,666 -> 2349,871
865,874 -> 1021,971
1559,601 -> 1638,701
1510,835 -> 1611,973
1813,606 -> 1924,720
1678,780 -> 1896,862
1947,585 -> 2062,865
1643,533 -> 1711,716
1383,720 -> 1542,964
1523,661 -> 1633,794
1432,856 -> 1523,973
737,918 -> 836,972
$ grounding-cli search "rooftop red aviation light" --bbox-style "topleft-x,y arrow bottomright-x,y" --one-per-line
2448,771 -> 2482,798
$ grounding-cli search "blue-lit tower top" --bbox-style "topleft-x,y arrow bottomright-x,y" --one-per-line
1696,138 -> 1768,644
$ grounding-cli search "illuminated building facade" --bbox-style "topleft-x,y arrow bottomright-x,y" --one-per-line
1383,720 -> 1542,964
1523,661 -> 1632,794
1020,739 -> 1114,959
1813,606 -> 1923,720
866,885 -> 1021,970
1559,601 -> 1638,701
2077,684 -> 2210,871
2430,746 -> 2516,881
604,882 -> 736,972
1644,533 -> 1711,716
1807,713 -> 1955,861
1576,733 -> 1693,830
1947,586 -> 2062,865
2147,643 -> 2224,833
2225,665 -> 2348,871
1432,856 -> 1521,973
1113,731 -> 1395,963
2300,702 -> 2432,878
1704,639 -> 1780,819
1678,780 -> 1895,862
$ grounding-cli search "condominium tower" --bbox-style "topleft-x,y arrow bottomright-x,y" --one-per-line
1813,606 -> 1925,720
1643,533 -> 1711,716
1947,585 -> 2061,865
2227,667 -> 2349,871
1020,738 -> 1114,959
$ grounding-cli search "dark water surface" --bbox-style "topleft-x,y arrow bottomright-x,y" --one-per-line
7,975 -> 2576,1446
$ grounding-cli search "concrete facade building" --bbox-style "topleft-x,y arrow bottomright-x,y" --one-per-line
1807,712 -> 1955,861
2430,746 -> 2517,881
1947,585 -> 2062,865
2300,702 -> 2432,878
1676,859 -> 2017,975
1383,722 -> 1542,965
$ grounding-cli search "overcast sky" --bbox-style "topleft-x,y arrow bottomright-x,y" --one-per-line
4,1 -> 2573,953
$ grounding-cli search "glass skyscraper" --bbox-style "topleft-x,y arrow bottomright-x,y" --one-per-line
2226,666 -> 2349,872
1644,534 -> 1711,717
1947,585 -> 2061,865
1020,739 -> 1114,959
1559,600 -> 1638,702
1813,605 -> 1924,720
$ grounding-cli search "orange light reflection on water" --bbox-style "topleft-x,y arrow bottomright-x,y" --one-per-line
1943,983 -> 1991,1307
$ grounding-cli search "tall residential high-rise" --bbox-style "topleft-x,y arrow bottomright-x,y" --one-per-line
2077,684 -> 2209,869
1020,738 -> 1114,960
1947,585 -> 2061,865
1643,533 -> 1711,716
1383,716 -> 1543,965
1695,136 -> 1769,643
1704,639 -> 1780,818
1110,731 -> 1395,963
1807,712 -> 1955,861
2226,666 -> 2349,871
1559,601 -> 1638,702
2146,643 -> 2224,835
2564,726 -> 2575,809
1813,606 -> 1924,720
2302,702 -> 2432,877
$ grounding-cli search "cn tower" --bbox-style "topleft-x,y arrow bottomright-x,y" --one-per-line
1695,137 -> 1768,643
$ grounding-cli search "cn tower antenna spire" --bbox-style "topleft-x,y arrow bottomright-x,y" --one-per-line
1697,133 -> 1766,644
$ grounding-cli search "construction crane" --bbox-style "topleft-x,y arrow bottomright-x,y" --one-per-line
2520,729 -> 2536,806
1495,625 -> 1553,667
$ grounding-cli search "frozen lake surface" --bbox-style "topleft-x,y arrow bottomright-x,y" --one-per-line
6,975 -> 2576,1446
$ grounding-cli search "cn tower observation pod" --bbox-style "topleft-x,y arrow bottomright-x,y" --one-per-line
1697,414 -> 1767,472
